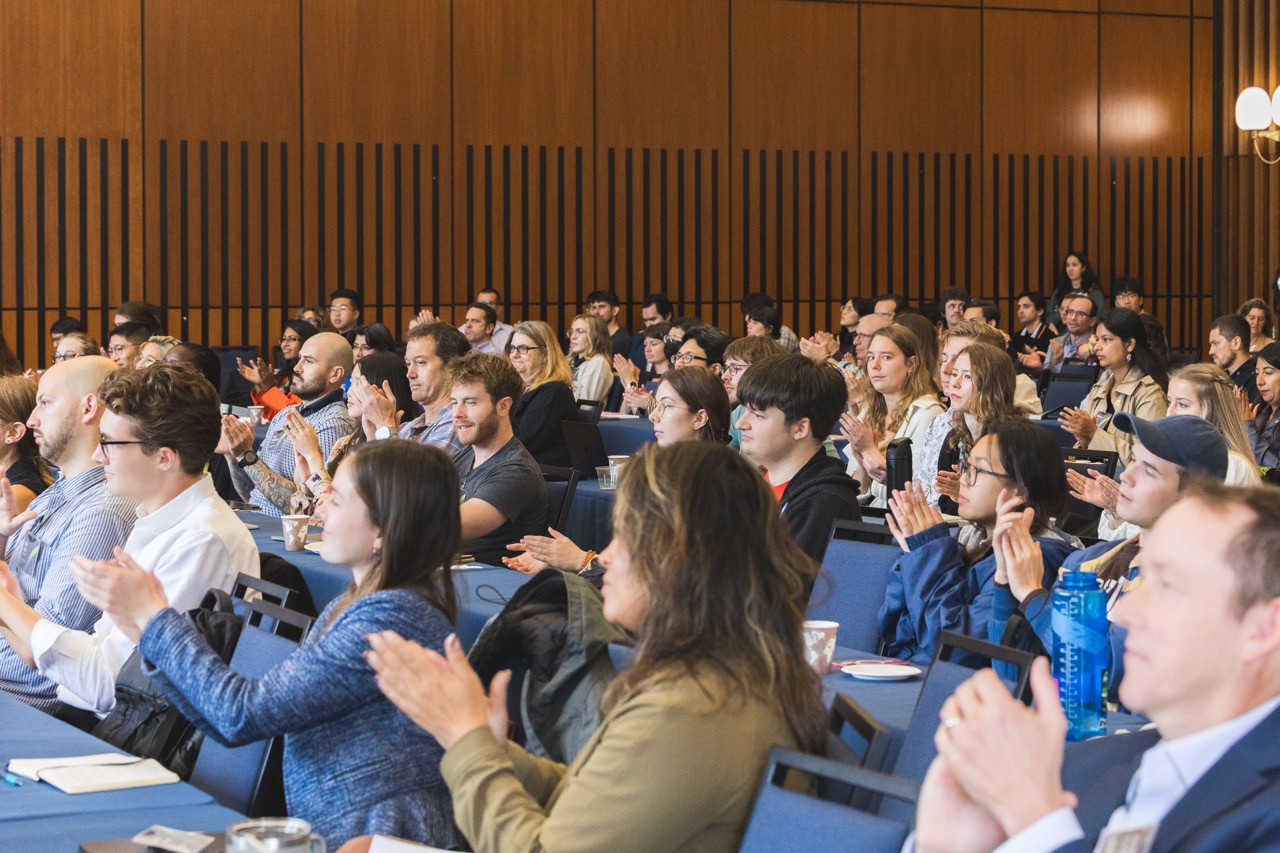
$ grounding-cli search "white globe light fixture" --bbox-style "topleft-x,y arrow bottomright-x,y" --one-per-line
1237,86 -> 1280,164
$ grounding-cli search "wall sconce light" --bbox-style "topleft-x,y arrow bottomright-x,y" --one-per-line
1236,86 -> 1280,164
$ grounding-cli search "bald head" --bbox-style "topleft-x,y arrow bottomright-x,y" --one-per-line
42,355 -> 117,401
293,332 -> 353,400
31,356 -> 118,472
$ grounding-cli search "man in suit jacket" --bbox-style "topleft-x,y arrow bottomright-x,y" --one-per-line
912,479 -> 1280,853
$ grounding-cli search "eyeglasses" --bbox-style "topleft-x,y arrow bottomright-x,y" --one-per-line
957,459 -> 1011,486
52,352 -> 79,362
1061,309 -> 1091,319
352,343 -> 373,355
671,352 -> 707,366
651,399 -> 695,419
509,344 -> 546,356
279,335 -> 301,344
722,362 -> 748,378
566,329 -> 588,338
854,332 -> 875,342
329,305 -> 352,313
99,438 -> 147,457
107,345 -> 132,356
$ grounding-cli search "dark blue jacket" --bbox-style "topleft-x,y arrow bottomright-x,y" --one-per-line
878,524 -> 1079,665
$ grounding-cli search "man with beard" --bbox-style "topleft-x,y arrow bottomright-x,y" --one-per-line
223,332 -> 354,517
0,356 -> 137,712
445,353 -> 547,565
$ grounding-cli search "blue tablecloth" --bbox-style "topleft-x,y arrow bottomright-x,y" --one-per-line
598,416 -> 655,456
4,803 -> 246,853
0,694 -> 217,822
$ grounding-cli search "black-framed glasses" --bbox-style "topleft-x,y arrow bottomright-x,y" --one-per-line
671,352 -> 707,366
509,344 -> 546,356
107,344 -> 132,356
52,352 -> 79,362
99,438 -> 147,457
279,335 -> 302,344
722,362 -> 748,378
957,459 -> 1011,486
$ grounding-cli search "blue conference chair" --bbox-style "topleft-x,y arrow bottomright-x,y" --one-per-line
806,520 -> 901,653
738,746 -> 919,853
187,602 -> 313,816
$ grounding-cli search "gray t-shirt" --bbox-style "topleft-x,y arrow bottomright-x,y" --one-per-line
452,437 -> 548,565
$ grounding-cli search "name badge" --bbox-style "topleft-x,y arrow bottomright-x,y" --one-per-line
1094,824 -> 1157,853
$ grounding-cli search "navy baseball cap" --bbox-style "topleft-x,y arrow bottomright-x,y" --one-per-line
1111,413 -> 1229,480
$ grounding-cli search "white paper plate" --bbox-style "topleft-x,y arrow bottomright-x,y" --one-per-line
841,663 -> 922,681
303,542 -> 324,553
242,523 -> 259,530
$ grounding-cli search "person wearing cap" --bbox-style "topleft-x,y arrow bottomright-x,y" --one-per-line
989,413 -> 1230,702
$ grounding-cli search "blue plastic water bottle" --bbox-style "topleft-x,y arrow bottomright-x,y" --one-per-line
1051,570 -> 1108,741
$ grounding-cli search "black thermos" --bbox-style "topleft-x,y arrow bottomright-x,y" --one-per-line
885,437 -> 913,494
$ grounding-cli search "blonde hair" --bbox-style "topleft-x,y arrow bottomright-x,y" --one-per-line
571,314 -> 612,360
864,324 -> 940,441
510,320 -> 573,390
948,342 -> 1019,456
1168,363 -> 1255,462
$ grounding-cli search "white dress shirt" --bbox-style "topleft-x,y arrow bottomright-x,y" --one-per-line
30,475 -> 260,714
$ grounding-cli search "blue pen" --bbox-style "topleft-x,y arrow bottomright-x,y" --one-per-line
2,773 -> 22,788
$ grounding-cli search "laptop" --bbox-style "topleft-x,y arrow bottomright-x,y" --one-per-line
561,420 -> 611,477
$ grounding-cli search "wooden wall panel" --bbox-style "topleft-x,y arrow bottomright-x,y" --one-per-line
453,0 -> 594,332
595,0 -> 730,329
143,0 -> 300,356
302,0 -> 452,337
732,0 -> 858,336
0,0 -> 141,367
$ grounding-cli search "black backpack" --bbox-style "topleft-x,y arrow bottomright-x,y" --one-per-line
90,589 -> 245,780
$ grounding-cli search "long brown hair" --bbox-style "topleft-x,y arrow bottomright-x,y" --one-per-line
864,324 -> 939,441
601,442 -> 827,754
947,342 -> 1019,456
328,441 -> 460,627
0,376 -> 52,487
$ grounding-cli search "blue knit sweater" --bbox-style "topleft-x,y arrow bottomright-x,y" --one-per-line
140,588 -> 462,849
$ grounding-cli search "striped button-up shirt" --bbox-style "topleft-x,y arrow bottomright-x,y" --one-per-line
0,465 -> 136,712
254,389 -> 351,518
398,402 -> 461,453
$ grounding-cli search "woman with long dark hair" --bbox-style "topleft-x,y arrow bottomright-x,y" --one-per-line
358,442 -> 827,853
1245,342 -> 1280,467
1058,308 -> 1168,466
1046,250 -> 1106,329
71,441 -> 465,849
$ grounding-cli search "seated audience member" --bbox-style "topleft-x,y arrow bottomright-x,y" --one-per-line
917,342 -> 1020,514
745,305 -> 782,341
1241,296 -> 1276,353
296,304 -> 332,332
351,323 -> 397,361
895,312 -> 944,391
357,441 -> 827,853
649,366 -> 730,447
614,322 -> 672,398
1246,342 -> 1280,467
472,288 -> 515,353
1019,292 -> 1096,373
840,324 -> 945,508
105,322 -> 150,369
0,363 -> 257,717
113,301 -> 163,335
447,353 -> 548,565
741,292 -> 799,353
505,366 -> 731,576
506,321 -> 576,467
1047,250 -> 1106,327
328,288 -> 363,344
723,335 -> 786,449
282,351 -> 420,512
736,353 -> 861,562
73,441 -> 464,850
915,481 -> 1280,853
941,287 -> 972,330
134,336 -> 181,369
1058,307 -> 1168,466
628,293 -> 674,371
1111,276 -> 1145,313
993,414 -> 1228,696
1210,313 -> 1263,406
0,358 -> 135,712
800,297 -> 875,363
1007,289 -> 1054,368
673,324 -> 733,376
842,311 -> 892,385
567,314 -> 613,404
963,299 -> 1001,330
586,289 -> 632,360
49,316 -> 87,350
879,420 -> 1076,665
352,321 -> 468,451
459,304 -> 501,356
0,376 -> 55,511
875,292 -> 907,320
237,319 -> 319,420
223,332 -> 354,516
53,332 -> 100,363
